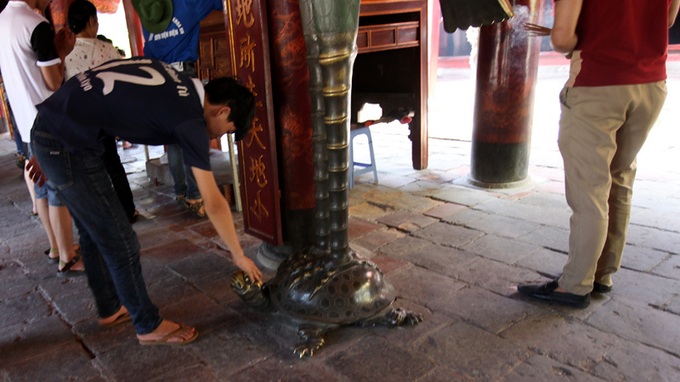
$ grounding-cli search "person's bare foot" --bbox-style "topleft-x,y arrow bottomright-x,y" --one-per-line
99,306 -> 131,327
137,320 -> 198,346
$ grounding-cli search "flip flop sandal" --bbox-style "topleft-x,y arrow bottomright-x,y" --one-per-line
186,199 -> 206,218
138,324 -> 198,346
99,310 -> 132,328
16,153 -> 26,169
57,255 -> 86,278
44,248 -> 59,264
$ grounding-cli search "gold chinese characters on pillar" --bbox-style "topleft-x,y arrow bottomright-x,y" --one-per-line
225,0 -> 282,244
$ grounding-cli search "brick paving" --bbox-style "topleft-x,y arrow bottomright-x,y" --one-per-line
1,63 -> 679,381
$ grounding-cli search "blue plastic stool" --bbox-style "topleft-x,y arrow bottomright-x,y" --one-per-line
349,125 -> 378,189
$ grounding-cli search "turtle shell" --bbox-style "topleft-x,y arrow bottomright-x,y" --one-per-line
266,250 -> 396,325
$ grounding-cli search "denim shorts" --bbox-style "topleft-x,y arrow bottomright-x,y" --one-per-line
28,132 -> 64,207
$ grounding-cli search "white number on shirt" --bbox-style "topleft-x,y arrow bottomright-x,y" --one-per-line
91,59 -> 166,95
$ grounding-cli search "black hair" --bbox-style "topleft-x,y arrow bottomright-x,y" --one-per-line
67,0 -> 97,35
96,34 -> 113,44
204,77 -> 256,141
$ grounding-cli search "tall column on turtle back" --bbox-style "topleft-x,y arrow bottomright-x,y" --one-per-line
261,0 -> 316,259
299,0 -> 360,266
470,0 -> 544,187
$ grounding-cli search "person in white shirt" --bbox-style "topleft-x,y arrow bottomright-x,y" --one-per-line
0,0 -> 83,276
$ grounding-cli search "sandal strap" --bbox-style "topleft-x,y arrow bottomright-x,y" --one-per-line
187,200 -> 205,217
59,255 -> 81,272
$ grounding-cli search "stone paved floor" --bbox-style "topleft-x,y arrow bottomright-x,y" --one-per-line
1,62 -> 679,381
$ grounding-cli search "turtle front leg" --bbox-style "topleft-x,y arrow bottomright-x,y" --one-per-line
359,307 -> 424,327
386,307 -> 424,326
294,324 -> 328,357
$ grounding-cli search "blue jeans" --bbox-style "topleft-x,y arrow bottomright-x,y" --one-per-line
167,143 -> 200,200
31,124 -> 161,334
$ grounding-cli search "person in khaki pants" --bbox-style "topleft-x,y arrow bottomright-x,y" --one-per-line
518,0 -> 680,308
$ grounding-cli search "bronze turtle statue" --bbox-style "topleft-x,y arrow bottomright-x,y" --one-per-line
230,248 -> 423,357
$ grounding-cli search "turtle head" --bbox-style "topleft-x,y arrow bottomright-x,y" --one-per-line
230,270 -> 271,310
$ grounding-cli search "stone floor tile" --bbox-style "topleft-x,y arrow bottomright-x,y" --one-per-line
416,366 -> 473,382
586,299 -> 680,356
387,264 -> 466,311
348,216 -> 384,239
631,205 -> 680,234
621,245 -> 671,273
0,314 -> 77,364
3,342 -> 104,382
476,197 -> 571,230
423,202 -> 467,220
514,247 -> 567,278
448,256 -> 542,297
347,200 -> 393,221
142,238 -> 209,265
379,235 -> 431,259
459,213 -> 542,239
626,224 -> 680,255
150,365 -> 222,382
517,225 -> 570,254
192,320 -> 284,376
230,357 -> 352,382
460,234 -> 539,265
327,336 -> 436,381
93,342 -> 204,381
361,187 -> 442,213
370,254 -> 410,275
429,186 -> 502,207
376,211 -> 438,232
0,293 -> 53,328
443,285 -> 541,334
499,354 -> 601,382
501,312 -> 622,372
0,260 -> 36,300
415,320 -> 531,381
402,243 -> 477,274
411,222 -> 484,248
441,207 -> 487,227
651,253 -> 680,280
608,267 -> 680,307
351,228 -> 406,252
590,340 -> 680,382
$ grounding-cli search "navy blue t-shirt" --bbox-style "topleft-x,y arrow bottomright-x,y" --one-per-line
36,58 -> 211,170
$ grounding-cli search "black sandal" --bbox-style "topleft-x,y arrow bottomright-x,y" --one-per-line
57,255 -> 86,278
44,248 -> 59,264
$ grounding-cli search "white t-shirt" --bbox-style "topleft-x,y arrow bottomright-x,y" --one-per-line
0,1 -> 61,143
65,38 -> 121,80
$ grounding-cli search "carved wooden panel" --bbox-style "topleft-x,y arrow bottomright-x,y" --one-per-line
198,11 -> 233,81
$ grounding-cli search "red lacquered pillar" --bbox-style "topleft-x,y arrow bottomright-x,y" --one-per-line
262,0 -> 316,257
470,0 -> 544,187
